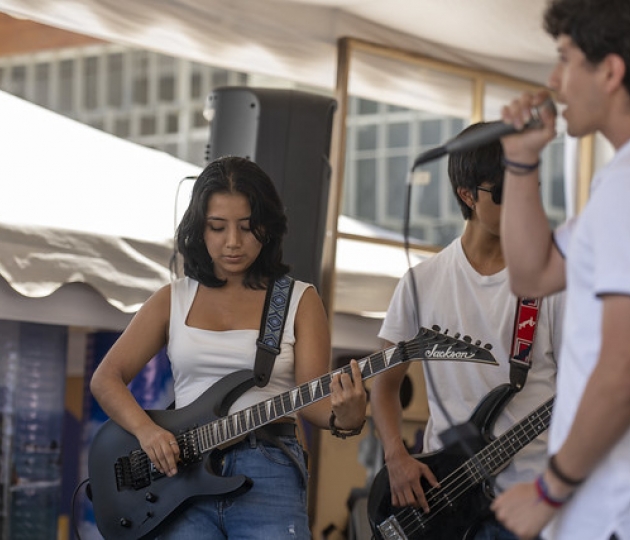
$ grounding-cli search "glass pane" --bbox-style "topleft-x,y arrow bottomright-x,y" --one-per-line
114,117 -> 130,138
58,59 -> 74,112
167,112 -> 180,133
191,69 -> 203,99
107,53 -> 124,108
132,51 -> 149,105
34,63 -> 50,108
211,69 -> 229,89
387,123 -> 409,148
158,55 -> 176,102
358,98 -> 378,115
140,115 -> 156,135
386,156 -> 408,218
83,56 -> 98,110
420,119 -> 441,146
356,125 -> 377,151
11,65 -> 27,98
356,158 -> 377,221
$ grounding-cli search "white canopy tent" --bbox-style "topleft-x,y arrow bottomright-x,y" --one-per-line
0,89 -> 200,322
0,0 -> 557,95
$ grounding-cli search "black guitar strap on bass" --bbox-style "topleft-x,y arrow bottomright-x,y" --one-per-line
509,297 -> 541,392
253,274 -> 295,387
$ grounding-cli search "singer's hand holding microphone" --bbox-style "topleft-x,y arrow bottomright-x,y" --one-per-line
499,91 -> 558,164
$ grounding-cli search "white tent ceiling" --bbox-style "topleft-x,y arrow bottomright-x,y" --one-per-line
0,0 -> 557,92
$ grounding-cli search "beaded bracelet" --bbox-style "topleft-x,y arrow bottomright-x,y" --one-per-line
329,411 -> 365,439
548,454 -> 585,486
502,157 -> 541,176
535,474 -> 570,509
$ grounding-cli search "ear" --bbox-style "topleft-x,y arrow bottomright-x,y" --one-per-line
603,53 -> 627,93
457,186 -> 476,210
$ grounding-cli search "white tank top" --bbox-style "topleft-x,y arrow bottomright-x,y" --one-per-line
167,276 -> 311,415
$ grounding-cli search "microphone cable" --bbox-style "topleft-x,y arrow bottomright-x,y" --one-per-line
401,165 -> 499,498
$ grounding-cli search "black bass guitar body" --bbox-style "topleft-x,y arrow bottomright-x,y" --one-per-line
368,385 -> 554,540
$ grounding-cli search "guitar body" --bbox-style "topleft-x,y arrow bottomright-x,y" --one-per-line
88,370 -> 256,540
368,385 -> 516,540
86,326 -> 497,540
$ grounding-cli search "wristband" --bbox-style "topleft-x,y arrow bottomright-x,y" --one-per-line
502,157 -> 540,176
548,454 -> 585,486
329,411 -> 365,439
535,474 -> 570,509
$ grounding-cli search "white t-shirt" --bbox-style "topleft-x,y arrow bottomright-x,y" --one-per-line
379,238 -> 564,491
544,140 -> 630,540
167,276 -> 311,415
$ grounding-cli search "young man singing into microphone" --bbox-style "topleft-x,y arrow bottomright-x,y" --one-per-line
491,1 -> 630,539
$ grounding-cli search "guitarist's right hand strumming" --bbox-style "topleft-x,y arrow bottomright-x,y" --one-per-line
385,445 -> 439,514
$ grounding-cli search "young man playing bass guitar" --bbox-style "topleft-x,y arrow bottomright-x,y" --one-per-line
370,124 -> 565,540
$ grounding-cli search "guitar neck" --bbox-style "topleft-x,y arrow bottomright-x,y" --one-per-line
184,326 -> 494,453
469,396 -> 555,482
195,345 -> 397,452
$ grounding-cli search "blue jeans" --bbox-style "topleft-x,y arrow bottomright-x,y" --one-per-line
156,434 -> 309,539
473,517 -> 519,540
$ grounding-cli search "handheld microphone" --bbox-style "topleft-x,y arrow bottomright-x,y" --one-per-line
412,98 -> 556,169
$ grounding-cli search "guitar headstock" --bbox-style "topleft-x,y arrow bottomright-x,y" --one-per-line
403,325 -> 497,365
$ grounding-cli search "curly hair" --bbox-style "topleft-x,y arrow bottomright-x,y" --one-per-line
447,123 -> 505,220
544,0 -> 630,93
176,156 -> 289,289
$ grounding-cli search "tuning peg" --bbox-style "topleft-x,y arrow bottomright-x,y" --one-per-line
432,325 -> 441,332
475,340 -> 481,346
485,344 -> 493,350
463,335 -> 472,343
454,333 -> 461,339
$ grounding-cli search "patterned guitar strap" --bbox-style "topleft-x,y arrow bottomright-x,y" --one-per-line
251,275 -> 307,485
509,297 -> 541,391
254,274 -> 295,387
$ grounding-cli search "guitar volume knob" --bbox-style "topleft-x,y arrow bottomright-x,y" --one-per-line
145,492 -> 158,503
119,518 -> 132,528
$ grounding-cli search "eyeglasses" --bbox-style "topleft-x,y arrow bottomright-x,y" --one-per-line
476,183 -> 503,205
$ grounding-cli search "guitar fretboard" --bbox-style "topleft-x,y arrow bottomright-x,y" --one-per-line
455,396 -> 554,488
192,345 -> 397,452
185,326 -> 494,453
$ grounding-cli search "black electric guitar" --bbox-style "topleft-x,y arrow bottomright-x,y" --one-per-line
87,326 -> 495,540
368,385 -> 554,540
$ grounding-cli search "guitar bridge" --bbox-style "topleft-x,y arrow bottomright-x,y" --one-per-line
377,515 -> 409,540
114,450 -> 151,491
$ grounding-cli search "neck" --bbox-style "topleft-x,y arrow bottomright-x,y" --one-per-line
460,223 -> 504,276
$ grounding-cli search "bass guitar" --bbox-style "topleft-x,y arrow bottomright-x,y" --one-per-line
87,326 -> 495,540
368,385 -> 554,540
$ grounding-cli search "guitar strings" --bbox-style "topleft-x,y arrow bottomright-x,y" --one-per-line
130,340 -> 484,478
386,400 -> 553,536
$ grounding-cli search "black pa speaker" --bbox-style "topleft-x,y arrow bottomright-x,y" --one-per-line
205,87 -> 337,289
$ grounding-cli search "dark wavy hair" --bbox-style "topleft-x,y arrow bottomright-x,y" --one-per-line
447,123 -> 505,220
544,0 -> 630,94
176,156 -> 289,289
